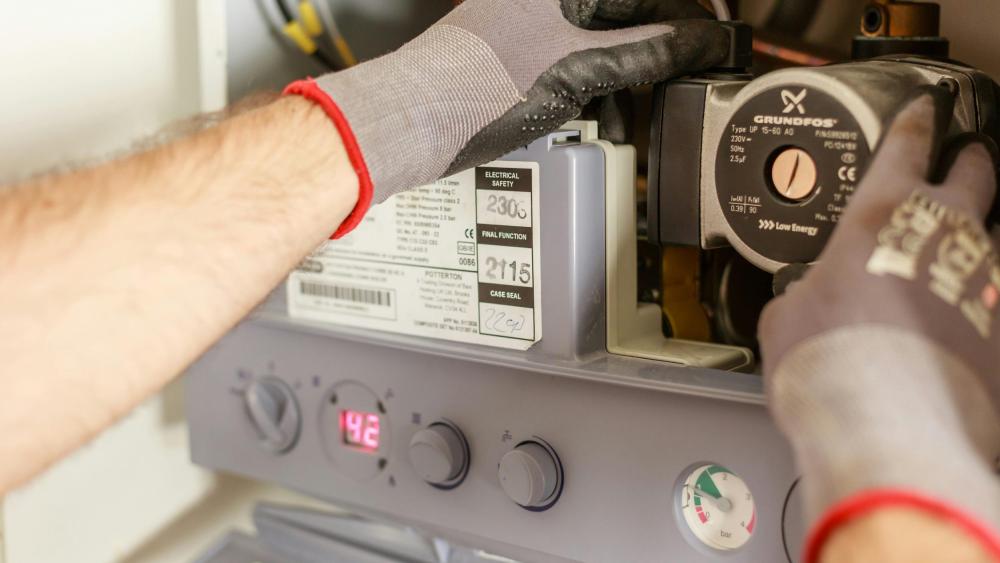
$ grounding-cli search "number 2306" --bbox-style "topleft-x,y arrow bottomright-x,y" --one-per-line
486,194 -> 528,220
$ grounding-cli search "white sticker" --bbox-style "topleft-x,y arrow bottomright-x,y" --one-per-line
288,161 -> 541,350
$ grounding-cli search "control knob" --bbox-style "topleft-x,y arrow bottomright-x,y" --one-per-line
243,377 -> 300,454
770,147 -> 818,202
498,440 -> 564,510
408,421 -> 470,488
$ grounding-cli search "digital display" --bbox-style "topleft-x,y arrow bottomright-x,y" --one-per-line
340,409 -> 380,452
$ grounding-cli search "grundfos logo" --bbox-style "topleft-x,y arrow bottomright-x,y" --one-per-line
752,88 -> 839,128
781,89 -> 807,114
754,115 -> 838,127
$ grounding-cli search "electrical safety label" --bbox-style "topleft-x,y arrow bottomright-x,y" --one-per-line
287,161 -> 541,350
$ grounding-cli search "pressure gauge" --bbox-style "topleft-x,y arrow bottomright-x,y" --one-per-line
678,464 -> 756,551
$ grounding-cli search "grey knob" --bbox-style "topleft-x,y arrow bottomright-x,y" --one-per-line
409,422 -> 468,487
498,442 -> 561,508
244,377 -> 300,454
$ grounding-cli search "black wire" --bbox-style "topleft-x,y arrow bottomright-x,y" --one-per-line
275,0 -> 294,23
273,0 -> 343,71
312,49 -> 343,72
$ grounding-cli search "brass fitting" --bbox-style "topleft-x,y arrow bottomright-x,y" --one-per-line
660,246 -> 711,342
861,1 -> 941,38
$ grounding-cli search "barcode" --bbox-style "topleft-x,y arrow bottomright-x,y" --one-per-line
299,282 -> 392,307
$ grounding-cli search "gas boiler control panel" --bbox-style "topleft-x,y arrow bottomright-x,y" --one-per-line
187,320 -> 800,563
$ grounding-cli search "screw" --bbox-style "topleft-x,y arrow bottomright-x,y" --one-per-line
937,77 -> 960,96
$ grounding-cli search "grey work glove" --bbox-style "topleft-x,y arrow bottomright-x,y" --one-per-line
760,88 -> 1000,559
285,0 -> 728,237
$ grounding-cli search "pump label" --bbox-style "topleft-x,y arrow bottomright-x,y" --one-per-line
716,85 -> 872,264
287,162 -> 541,350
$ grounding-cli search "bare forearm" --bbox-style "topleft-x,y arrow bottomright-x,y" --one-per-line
0,96 -> 357,492
823,509 -> 995,563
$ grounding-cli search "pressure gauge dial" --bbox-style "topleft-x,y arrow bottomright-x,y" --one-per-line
678,464 -> 756,551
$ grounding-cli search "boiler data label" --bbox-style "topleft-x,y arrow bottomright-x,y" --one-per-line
287,162 -> 542,350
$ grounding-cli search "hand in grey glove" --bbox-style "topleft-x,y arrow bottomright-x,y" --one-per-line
760,87 -> 1000,559
285,0 -> 728,236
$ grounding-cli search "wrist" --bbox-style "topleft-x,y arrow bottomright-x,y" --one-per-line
807,490 -> 1000,563
281,82 -> 368,237
767,325 -> 1000,526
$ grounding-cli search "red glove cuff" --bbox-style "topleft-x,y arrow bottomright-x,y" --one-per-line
283,78 -> 373,239
805,489 -> 1000,563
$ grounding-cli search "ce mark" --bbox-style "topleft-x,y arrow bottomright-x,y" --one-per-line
464,228 -> 476,239
837,166 -> 858,183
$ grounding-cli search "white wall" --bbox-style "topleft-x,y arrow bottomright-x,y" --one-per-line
0,0 -> 226,182
0,2 -> 226,562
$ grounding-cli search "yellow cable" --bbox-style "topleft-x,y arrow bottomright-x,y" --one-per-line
300,0 -> 357,67
298,1 -> 324,37
282,21 -> 318,54
332,35 -> 358,67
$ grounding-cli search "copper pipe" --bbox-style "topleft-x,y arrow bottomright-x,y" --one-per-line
752,37 -> 835,67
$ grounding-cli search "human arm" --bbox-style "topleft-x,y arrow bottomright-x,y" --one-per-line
760,89 -> 1000,562
0,96 -> 358,492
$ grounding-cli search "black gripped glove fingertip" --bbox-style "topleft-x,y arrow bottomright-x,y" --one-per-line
667,19 -> 734,71
561,0 -> 600,28
562,0 -> 714,29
